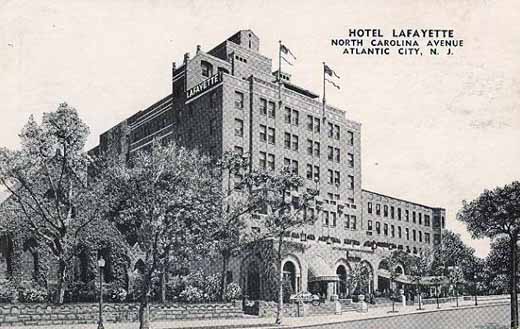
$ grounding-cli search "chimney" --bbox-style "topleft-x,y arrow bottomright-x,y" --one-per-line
196,45 -> 201,54
183,52 -> 190,64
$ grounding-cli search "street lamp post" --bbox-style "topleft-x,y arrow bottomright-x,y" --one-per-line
473,274 -> 478,306
98,255 -> 105,329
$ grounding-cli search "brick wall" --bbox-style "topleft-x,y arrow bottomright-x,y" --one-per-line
0,302 -> 242,326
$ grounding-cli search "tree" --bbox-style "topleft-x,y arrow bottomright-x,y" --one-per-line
457,181 -> 520,329
382,250 -> 405,313
246,169 -> 318,325
104,142 -> 221,329
409,248 -> 433,310
448,265 -> 464,307
349,262 -> 371,296
0,103 -> 110,304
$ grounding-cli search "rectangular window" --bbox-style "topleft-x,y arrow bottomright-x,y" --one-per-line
384,223 -> 388,236
425,233 -> 431,244
345,215 -> 350,229
234,119 -> 243,137
314,141 -> 320,157
284,132 -> 291,149
334,171 -> 341,186
391,225 -> 395,238
376,204 -> 381,216
268,127 -> 275,144
291,160 -> 298,175
234,146 -> 243,155
307,139 -> 313,155
368,202 -> 373,214
323,211 -> 329,226
348,175 -> 354,189
314,166 -> 320,182
327,146 -> 334,161
419,231 -> 423,242
268,101 -> 276,118
259,151 -> 266,169
328,122 -> 334,138
306,164 -> 313,180
376,222 -> 381,234
413,229 -> 417,241
348,153 -> 354,167
351,216 -> 357,230
398,208 -> 402,220
235,91 -> 244,109
292,109 -> 299,126
384,205 -> 389,217
267,153 -> 275,171
331,212 -> 337,227
406,228 -> 410,240
425,215 -> 431,227
347,131 -> 354,145
307,115 -> 313,131
334,125 -> 340,140
314,117 -> 321,133
405,210 -> 410,221
419,213 -> 422,225
328,169 -> 334,185
390,206 -> 395,219
292,134 -> 298,151
260,125 -> 267,142
284,107 -> 291,124
335,148 -> 340,163
398,226 -> 402,239
412,211 -> 416,223
284,157 -> 291,169
367,220 -> 373,230
259,98 -> 267,115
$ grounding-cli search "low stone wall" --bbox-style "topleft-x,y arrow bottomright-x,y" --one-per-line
256,301 -> 339,318
0,302 -> 242,326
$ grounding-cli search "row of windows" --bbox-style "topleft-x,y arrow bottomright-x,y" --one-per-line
259,125 -> 276,144
321,210 -> 357,230
284,132 -> 299,151
259,98 -> 276,118
367,221 -> 431,243
367,202 -> 431,227
131,110 -> 173,143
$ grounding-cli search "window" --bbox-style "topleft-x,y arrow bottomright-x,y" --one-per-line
260,125 -> 267,142
367,220 -> 373,230
424,215 -> 431,227
412,211 -> 416,223
268,101 -> 276,118
306,164 -> 313,180
307,139 -> 313,155
284,107 -> 291,124
307,115 -> 313,131
328,122 -> 334,138
284,132 -> 291,149
327,146 -> 334,161
425,233 -> 431,244
419,231 -> 423,243
234,146 -> 244,155
398,226 -> 402,239
234,91 -> 244,109
376,222 -> 381,234
334,171 -> 341,186
351,216 -> 357,230
405,210 -> 409,221
412,229 -> 416,241
335,148 -> 340,163
201,61 -> 213,77
284,157 -> 291,169
347,153 -> 354,167
390,206 -> 395,219
376,204 -> 381,215
284,159 -> 298,175
292,135 -> 298,151
347,131 -> 354,145
314,117 -> 321,133
384,223 -> 388,236
345,216 -> 350,229
267,153 -> 275,171
323,211 -> 329,226
368,202 -> 373,214
259,98 -> 267,115
331,212 -> 337,227
209,118 -> 217,136
334,125 -> 340,140
234,119 -> 243,137
268,127 -> 275,144
313,165 -> 320,182
419,213 -> 422,225
314,141 -> 320,157
327,169 -> 334,184
391,225 -> 395,238
292,109 -> 299,126
348,175 -> 354,189
259,152 -> 266,169
406,228 -> 410,240
398,208 -> 402,220
384,205 -> 389,217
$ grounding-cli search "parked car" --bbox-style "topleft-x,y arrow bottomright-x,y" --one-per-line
289,291 -> 320,304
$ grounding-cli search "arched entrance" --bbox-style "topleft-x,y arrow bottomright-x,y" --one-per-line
246,261 -> 261,300
336,265 -> 348,298
282,261 -> 297,293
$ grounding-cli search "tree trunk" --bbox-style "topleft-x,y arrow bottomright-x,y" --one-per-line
219,252 -> 230,302
160,270 -> 166,304
55,259 -> 67,304
511,237 -> 518,329
275,236 -> 284,325
139,293 -> 151,329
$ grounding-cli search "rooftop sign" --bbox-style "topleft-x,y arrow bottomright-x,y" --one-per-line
185,72 -> 222,101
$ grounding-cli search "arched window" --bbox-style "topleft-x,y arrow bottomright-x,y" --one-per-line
201,61 -> 213,77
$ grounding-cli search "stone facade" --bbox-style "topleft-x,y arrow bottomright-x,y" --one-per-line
0,302 -> 242,326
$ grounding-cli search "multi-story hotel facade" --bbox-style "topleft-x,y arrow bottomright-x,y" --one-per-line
1,30 -> 446,301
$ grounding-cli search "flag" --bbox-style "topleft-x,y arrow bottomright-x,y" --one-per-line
324,64 -> 340,79
326,78 -> 340,90
281,56 -> 293,66
280,43 -> 296,60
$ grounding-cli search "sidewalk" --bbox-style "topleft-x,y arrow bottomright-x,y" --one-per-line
1,298 -> 510,329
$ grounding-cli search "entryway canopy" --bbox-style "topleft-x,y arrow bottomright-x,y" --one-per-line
377,269 -> 449,285
308,256 -> 339,283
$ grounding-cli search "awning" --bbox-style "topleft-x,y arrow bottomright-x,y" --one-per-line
377,269 -> 449,285
308,256 -> 338,282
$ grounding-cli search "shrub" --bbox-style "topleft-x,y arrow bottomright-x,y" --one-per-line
110,287 -> 127,303
19,284 -> 48,303
179,285 -> 204,303
0,280 -> 18,303
203,273 -> 221,302
224,282 -> 241,301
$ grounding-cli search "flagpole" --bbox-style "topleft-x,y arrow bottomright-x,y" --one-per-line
322,62 -> 326,122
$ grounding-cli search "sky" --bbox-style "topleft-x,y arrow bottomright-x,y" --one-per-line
1,0 -> 519,257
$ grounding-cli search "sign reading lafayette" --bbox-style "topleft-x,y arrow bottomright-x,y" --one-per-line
185,72 -> 222,100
